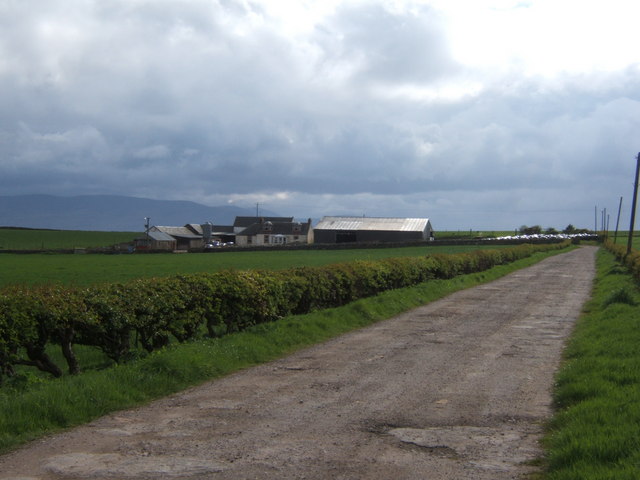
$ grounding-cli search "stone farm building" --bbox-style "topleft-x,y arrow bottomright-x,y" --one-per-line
147,224 -> 210,250
135,217 -> 313,250
234,217 -> 314,246
313,216 -> 434,244
134,216 -> 431,250
137,230 -> 177,250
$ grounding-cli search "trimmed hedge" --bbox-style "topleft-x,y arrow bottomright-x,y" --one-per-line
603,240 -> 640,281
0,243 -> 568,382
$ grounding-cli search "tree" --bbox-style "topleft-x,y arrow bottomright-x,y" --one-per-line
520,225 -> 542,235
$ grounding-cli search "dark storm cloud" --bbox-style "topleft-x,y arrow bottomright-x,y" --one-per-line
1,0 -> 639,229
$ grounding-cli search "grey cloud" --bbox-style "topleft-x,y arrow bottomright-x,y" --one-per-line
320,3 -> 456,85
133,145 -> 171,160
1,0 -> 638,230
3,124 -> 109,170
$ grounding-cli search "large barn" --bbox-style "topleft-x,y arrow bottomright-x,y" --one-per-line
313,216 -> 434,244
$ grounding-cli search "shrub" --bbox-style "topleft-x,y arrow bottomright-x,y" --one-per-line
81,283 -> 135,363
0,242 -> 569,379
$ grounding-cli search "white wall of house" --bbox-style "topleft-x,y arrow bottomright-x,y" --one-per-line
236,232 -> 311,246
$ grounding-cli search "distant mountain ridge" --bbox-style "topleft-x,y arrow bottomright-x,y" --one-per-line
0,195 -> 279,232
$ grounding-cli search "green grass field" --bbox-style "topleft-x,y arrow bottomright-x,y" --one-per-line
0,244 -> 516,288
0,228 -> 520,251
0,227 -> 527,287
0,228 -> 137,250
606,232 -> 640,250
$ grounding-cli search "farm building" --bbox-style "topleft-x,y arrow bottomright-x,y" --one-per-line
134,218 -> 311,251
313,216 -> 434,244
133,230 -> 177,250
134,223 -> 215,250
210,225 -> 236,244
235,218 -> 313,246
233,216 -> 294,233
149,225 -> 205,250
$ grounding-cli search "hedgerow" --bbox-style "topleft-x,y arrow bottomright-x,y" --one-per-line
0,242 -> 567,383
603,240 -> 640,281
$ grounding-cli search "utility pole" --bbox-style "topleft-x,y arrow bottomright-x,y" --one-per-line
627,153 -> 640,255
594,205 -> 598,233
614,196 -> 623,244
256,202 -> 260,217
144,217 -> 151,247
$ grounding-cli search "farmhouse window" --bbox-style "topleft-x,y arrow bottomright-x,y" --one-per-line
264,235 -> 269,243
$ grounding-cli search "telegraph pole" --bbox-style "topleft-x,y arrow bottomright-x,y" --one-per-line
627,153 -> 640,254
614,196 -> 623,244
144,217 -> 151,248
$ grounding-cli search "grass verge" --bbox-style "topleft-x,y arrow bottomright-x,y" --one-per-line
543,248 -> 640,479
0,247 -> 571,454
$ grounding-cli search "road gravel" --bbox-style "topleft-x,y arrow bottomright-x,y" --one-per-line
0,246 -> 597,479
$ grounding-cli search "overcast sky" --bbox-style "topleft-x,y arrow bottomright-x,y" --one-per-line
2,0 -> 639,230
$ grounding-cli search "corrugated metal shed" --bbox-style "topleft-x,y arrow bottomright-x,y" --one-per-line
186,223 -> 204,235
315,216 -> 430,232
148,231 -> 176,242
151,226 -> 201,239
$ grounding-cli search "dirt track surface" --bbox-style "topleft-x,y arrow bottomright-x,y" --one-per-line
0,246 -> 597,480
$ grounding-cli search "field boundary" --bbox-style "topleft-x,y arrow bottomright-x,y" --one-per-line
0,246 -> 573,453
0,243 -> 569,382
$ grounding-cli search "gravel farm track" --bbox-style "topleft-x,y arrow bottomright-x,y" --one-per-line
0,246 -> 596,480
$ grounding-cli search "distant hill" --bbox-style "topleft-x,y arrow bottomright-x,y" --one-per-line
0,195 -> 280,232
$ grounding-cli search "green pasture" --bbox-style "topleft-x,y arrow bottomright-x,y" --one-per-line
0,244 -> 517,288
0,229 -> 137,250
0,228 -> 518,251
606,232 -> 640,250
0,227 -> 526,288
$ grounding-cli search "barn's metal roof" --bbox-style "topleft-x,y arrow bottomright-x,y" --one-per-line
147,231 -> 176,242
314,216 -> 431,232
186,223 -> 204,235
233,216 -> 294,228
151,226 -> 202,239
